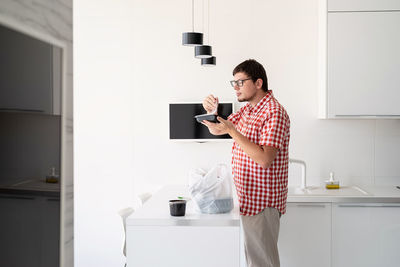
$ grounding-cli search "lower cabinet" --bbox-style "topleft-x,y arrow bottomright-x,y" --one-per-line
126,201 -> 400,267
127,225 -> 240,267
332,203 -> 400,267
278,203 -> 331,267
40,197 -> 60,267
0,193 -> 60,267
0,194 -> 41,267
278,202 -> 400,267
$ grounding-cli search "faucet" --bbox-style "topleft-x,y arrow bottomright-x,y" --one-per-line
289,159 -> 306,189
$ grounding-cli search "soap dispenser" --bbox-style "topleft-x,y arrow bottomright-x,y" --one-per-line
325,172 -> 340,189
46,167 -> 59,183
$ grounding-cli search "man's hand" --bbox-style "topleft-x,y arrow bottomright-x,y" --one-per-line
202,116 -> 236,136
204,116 -> 277,169
202,95 -> 219,114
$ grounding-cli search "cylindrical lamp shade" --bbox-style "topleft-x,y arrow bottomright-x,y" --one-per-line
182,32 -> 203,46
201,56 -> 216,66
195,45 -> 212,58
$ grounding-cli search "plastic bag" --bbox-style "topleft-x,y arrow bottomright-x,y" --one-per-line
188,164 -> 233,214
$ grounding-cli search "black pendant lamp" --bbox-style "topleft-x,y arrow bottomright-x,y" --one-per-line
201,56 -> 216,66
200,0 -> 215,66
182,0 -> 203,46
182,32 -> 203,46
195,45 -> 212,58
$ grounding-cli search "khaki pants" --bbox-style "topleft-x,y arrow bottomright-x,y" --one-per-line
240,207 -> 281,267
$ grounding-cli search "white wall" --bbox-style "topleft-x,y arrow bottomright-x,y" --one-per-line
130,0 -> 400,190
75,0 -> 400,266
74,0 -> 135,266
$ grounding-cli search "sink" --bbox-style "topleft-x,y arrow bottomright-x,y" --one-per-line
288,185 -> 371,196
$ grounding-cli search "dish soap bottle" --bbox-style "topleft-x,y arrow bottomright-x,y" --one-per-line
46,167 -> 59,183
325,172 -> 340,189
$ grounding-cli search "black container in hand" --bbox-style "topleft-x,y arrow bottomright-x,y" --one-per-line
169,200 -> 187,216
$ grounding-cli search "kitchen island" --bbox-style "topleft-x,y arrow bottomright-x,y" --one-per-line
126,184 -> 400,267
126,185 -> 243,267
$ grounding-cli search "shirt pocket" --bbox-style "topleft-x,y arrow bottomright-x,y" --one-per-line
245,120 -> 262,142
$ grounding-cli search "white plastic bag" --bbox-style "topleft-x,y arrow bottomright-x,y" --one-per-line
188,164 -> 233,214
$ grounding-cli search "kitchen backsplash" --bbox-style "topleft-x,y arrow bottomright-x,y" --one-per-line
0,112 -> 60,185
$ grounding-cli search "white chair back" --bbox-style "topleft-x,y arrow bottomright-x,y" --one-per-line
118,207 -> 134,258
119,192 -> 152,266
137,192 -> 152,205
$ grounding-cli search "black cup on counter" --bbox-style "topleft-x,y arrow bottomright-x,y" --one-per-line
169,200 -> 187,216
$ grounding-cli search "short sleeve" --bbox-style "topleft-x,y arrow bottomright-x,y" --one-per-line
259,111 -> 289,149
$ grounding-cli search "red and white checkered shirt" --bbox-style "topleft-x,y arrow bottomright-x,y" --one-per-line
228,91 -> 290,216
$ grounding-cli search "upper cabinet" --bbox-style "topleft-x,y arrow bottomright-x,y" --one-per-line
318,0 -> 400,118
0,25 -> 61,115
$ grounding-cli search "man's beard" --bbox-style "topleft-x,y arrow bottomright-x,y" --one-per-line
237,95 -> 253,102
237,94 -> 248,102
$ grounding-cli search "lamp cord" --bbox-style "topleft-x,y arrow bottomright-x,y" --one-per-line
202,0 -> 204,35
208,0 -> 210,44
192,0 -> 194,32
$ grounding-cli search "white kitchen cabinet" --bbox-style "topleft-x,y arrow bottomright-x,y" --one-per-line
319,0 -> 400,118
127,185 -> 400,267
127,225 -> 240,267
0,25 -> 61,115
278,202 -> 331,267
332,203 -> 400,267
126,185 -> 241,267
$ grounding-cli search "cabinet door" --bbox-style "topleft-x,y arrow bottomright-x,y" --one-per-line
127,225 -> 240,267
0,25 -> 53,114
332,203 -> 400,267
40,197 -> 60,267
0,194 -> 41,267
327,11 -> 400,117
278,203 -> 331,267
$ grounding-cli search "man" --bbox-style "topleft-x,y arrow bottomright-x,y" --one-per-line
202,59 -> 290,267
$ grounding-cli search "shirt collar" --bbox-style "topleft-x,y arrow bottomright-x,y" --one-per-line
247,90 -> 273,115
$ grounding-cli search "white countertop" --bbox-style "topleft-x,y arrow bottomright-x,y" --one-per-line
127,184 -> 400,227
127,185 -> 240,227
287,185 -> 400,203
363,185 -> 400,197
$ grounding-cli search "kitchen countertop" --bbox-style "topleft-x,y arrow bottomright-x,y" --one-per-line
287,185 -> 400,203
0,179 -> 60,197
127,184 -> 400,227
127,185 -> 240,227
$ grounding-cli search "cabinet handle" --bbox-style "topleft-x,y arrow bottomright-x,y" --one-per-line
338,204 -> 400,208
46,198 -> 60,202
296,204 -> 327,208
0,108 -> 45,113
335,115 -> 400,117
329,10 -> 400,14
0,195 -> 35,200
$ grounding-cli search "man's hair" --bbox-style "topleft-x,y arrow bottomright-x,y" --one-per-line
233,59 -> 268,92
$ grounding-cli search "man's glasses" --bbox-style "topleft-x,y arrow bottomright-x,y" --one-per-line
230,78 -> 252,87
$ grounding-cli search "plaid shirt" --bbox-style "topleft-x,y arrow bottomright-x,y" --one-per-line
228,91 -> 290,216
